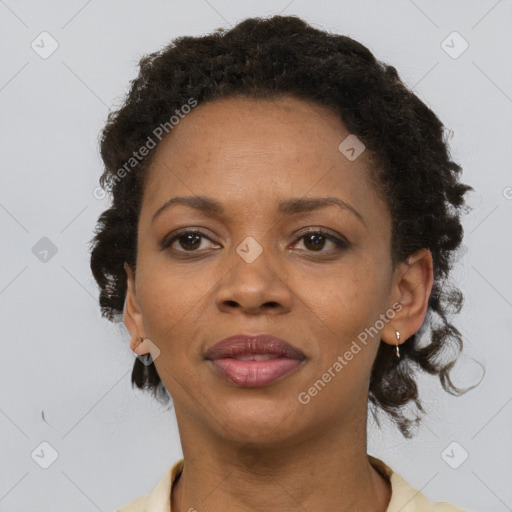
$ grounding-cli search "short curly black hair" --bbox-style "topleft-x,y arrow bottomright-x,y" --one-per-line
90,14 -> 478,438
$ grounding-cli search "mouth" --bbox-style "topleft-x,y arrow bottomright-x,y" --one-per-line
205,334 -> 306,388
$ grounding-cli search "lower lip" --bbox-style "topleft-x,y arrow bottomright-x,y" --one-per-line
208,357 -> 304,387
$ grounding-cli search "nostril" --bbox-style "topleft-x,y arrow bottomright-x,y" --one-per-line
221,300 -> 281,311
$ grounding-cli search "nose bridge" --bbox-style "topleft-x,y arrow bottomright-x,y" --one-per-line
215,232 -> 291,314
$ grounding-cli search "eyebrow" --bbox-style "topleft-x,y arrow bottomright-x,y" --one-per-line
151,195 -> 365,226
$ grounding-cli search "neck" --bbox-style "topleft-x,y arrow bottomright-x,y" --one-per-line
171,410 -> 391,512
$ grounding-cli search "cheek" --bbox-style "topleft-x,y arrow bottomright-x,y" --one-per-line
293,260 -> 391,398
298,260 -> 387,340
293,262 -> 388,410
136,265 -> 208,395
136,258 -> 209,349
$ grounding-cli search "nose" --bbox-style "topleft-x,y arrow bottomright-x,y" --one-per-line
215,247 -> 293,316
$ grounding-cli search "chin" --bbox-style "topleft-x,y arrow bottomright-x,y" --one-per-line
212,399 -> 306,445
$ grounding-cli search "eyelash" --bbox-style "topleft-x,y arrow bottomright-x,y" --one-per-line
160,228 -> 348,256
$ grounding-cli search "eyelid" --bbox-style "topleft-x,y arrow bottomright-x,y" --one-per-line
161,226 -> 349,253
292,226 -> 348,244
290,228 -> 349,253
160,227 -> 219,250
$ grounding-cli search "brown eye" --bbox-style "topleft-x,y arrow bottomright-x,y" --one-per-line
302,233 -> 328,251
292,229 -> 348,254
161,230 -> 220,253
176,233 -> 202,251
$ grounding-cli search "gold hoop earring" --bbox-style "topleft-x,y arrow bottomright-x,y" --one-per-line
395,331 -> 400,359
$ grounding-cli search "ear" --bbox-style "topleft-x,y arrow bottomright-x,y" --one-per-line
123,262 -> 147,353
381,248 -> 434,347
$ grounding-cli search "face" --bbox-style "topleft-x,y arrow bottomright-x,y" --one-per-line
125,95 -> 403,447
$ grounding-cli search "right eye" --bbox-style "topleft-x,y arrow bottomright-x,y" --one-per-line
161,229 -> 221,254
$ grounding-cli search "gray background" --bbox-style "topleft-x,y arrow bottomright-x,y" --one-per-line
1,1 -> 511,511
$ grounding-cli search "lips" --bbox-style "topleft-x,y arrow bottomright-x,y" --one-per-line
205,334 -> 306,387
205,334 -> 305,360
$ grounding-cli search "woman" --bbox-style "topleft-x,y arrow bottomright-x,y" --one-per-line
90,15 -> 475,511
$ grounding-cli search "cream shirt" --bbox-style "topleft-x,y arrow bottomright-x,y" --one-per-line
117,455 -> 465,512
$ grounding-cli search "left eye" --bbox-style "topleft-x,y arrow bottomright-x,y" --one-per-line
292,230 -> 347,253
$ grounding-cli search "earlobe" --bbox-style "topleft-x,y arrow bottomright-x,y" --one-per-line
381,249 -> 434,346
123,262 -> 146,351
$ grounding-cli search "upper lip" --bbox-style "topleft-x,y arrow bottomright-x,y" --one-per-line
205,334 -> 305,360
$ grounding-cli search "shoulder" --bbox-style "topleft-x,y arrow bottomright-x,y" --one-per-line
117,456 -> 466,512
368,455 -> 466,512
115,459 -> 184,512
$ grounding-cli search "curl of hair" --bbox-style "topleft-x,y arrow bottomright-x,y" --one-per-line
90,15 -> 479,437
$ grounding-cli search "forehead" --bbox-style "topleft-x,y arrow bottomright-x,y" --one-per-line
150,95 -> 353,164
141,95 -> 386,224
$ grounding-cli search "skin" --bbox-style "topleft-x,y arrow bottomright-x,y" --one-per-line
124,95 -> 434,512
